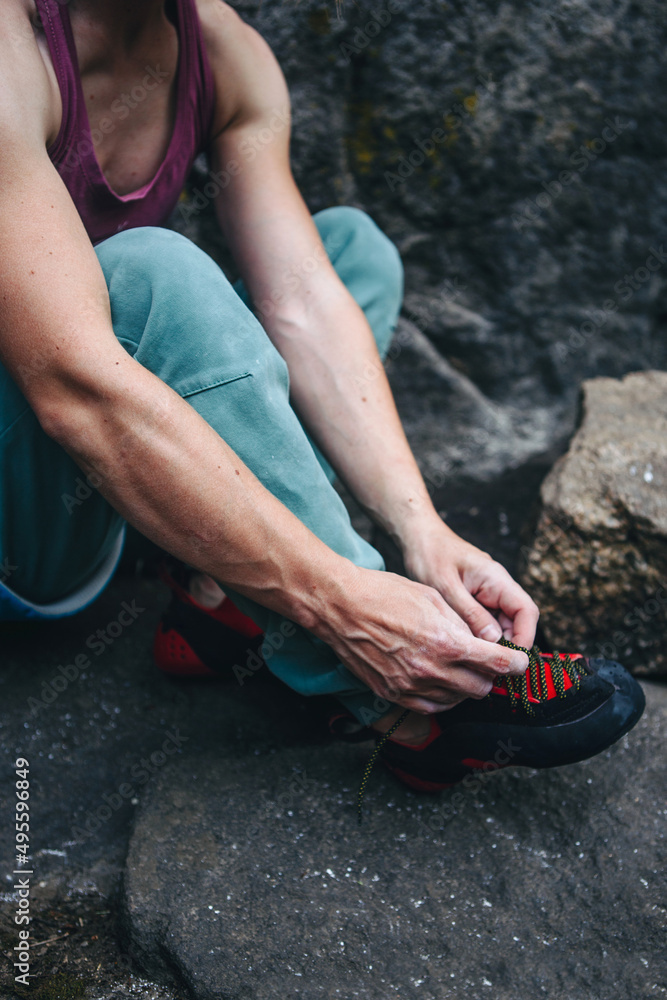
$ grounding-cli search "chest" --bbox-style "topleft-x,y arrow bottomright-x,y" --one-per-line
81,53 -> 178,196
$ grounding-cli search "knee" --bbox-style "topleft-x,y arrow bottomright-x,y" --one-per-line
93,227 -> 282,398
315,206 -> 404,292
95,227 -> 216,288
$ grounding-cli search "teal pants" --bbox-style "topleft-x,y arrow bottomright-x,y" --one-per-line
0,207 -> 403,719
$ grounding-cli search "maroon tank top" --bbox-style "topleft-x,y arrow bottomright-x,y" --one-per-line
36,0 -> 216,245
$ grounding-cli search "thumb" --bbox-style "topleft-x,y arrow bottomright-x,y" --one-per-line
447,585 -> 503,642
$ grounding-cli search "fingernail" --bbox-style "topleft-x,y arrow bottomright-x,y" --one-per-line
480,623 -> 502,641
510,653 -> 528,672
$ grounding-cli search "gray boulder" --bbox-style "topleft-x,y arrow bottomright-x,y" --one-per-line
386,319 -> 555,488
521,371 -> 667,676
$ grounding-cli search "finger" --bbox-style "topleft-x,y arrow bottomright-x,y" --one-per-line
456,634 -> 529,676
496,581 -> 539,649
465,562 -> 539,649
422,585 -> 474,634
397,695 -> 463,715
388,668 -> 494,705
498,611 -> 514,640
431,667 -> 493,700
446,584 -> 503,642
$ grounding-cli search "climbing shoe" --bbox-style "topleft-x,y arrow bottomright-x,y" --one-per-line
153,560 -> 263,678
357,639 -> 645,819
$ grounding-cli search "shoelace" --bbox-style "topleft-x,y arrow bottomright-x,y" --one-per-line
357,708 -> 410,824
496,637 -> 584,715
356,637 -> 585,822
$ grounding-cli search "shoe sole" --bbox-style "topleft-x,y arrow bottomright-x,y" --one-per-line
382,661 -> 646,791
381,763 -> 457,793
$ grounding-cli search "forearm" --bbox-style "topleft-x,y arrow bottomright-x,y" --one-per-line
43,355 -> 355,631
210,147 -> 436,547
260,296 -> 539,652
265,291 -> 445,551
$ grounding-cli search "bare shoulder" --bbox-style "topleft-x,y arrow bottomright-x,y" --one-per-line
194,0 -> 290,139
1,0 -> 59,147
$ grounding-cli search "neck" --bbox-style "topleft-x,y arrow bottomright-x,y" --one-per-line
69,0 -> 169,53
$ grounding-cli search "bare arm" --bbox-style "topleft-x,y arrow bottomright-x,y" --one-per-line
206,13 -> 430,548
203,5 -> 539,649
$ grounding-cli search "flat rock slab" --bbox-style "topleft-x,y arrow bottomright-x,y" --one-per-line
123,682 -> 666,1000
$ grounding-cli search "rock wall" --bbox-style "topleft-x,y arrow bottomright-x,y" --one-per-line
176,0 -> 667,487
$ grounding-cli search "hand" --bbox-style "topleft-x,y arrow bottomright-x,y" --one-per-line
315,566 -> 531,715
402,516 -> 539,650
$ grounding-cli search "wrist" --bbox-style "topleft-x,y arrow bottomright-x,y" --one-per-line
282,552 -> 360,639
396,508 -> 458,559
400,515 -> 471,585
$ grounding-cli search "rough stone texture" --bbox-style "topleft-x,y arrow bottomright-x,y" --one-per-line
172,0 -> 667,487
4,4 -> 667,993
0,578 -> 196,997
0,465 -> 562,997
122,682 -> 666,1000
521,371 -> 667,677
385,320 -> 557,488
0,576 -> 348,998
0,575 -> 323,998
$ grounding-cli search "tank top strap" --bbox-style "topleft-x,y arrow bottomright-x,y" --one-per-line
35,0 -> 86,164
175,0 -> 216,149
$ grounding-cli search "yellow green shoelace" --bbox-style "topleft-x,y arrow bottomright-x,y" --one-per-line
497,637 -> 583,716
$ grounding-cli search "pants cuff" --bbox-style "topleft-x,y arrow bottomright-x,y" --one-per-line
0,527 -> 126,621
